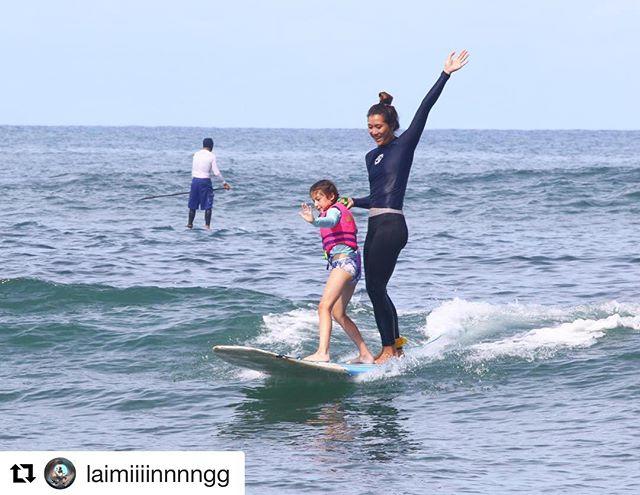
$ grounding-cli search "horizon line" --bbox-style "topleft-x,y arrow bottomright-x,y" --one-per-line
1,124 -> 639,132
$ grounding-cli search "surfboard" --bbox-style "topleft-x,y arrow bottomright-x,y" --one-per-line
212,345 -> 377,379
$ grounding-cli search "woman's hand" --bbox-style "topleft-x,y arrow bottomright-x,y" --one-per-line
299,203 -> 315,223
444,50 -> 469,75
346,197 -> 354,209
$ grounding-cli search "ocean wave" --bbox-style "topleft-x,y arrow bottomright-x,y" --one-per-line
0,278 -> 291,352
415,298 -> 640,364
466,313 -> 640,362
220,297 -> 640,382
442,165 -> 638,185
6,278 -> 636,382
0,277 -> 281,309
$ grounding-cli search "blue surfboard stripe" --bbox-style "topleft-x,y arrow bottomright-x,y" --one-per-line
340,364 -> 378,375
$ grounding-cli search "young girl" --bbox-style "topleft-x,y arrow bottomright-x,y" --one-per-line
299,180 -> 374,364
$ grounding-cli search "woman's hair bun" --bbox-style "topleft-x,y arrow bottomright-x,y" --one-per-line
378,91 -> 394,105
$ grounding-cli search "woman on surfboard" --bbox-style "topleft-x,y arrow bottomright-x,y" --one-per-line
346,51 -> 469,364
299,180 -> 374,364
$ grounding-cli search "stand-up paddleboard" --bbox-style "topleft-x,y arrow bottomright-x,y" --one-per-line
213,345 -> 377,379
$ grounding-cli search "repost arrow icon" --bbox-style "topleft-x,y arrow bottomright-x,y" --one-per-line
22,464 -> 36,483
10,464 -> 35,483
10,464 -> 26,483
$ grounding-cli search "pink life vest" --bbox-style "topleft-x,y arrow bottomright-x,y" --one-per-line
319,202 -> 358,255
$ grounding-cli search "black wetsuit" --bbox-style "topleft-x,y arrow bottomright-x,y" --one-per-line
353,71 -> 450,346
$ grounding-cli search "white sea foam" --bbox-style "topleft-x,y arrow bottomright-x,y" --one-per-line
467,313 -> 640,362
231,307 -> 317,381
253,307 -> 318,354
354,358 -> 410,382
412,298 -> 551,359
237,368 -> 265,381
413,298 -> 640,364
242,299 -> 640,380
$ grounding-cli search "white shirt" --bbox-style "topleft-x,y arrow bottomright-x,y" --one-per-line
191,149 -> 225,182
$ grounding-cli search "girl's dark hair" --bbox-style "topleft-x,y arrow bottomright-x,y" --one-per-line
309,179 -> 339,201
367,91 -> 399,132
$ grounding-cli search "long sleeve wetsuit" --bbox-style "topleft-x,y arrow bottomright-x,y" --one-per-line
353,71 -> 451,347
353,71 -> 450,210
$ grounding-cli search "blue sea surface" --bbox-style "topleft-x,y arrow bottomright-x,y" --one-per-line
1,126 -> 639,493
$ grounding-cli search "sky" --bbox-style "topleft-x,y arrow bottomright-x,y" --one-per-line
0,0 -> 638,129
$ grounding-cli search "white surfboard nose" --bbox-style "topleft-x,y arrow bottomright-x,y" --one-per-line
213,345 -> 377,379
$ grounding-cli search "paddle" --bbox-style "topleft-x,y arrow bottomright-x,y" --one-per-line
139,188 -> 225,201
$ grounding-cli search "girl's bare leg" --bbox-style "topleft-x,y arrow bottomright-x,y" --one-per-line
303,268 -> 353,362
331,278 -> 374,364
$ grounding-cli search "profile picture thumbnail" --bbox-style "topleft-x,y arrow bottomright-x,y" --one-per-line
44,457 -> 76,489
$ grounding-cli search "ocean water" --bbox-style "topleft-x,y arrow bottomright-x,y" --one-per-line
1,126 -> 639,494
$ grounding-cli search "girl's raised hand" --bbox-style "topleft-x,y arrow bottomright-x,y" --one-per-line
299,203 -> 315,223
444,50 -> 469,75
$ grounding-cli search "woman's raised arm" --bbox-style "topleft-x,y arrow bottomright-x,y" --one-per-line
400,50 -> 469,148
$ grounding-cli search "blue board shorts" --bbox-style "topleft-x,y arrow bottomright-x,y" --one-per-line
329,251 -> 361,286
188,178 -> 214,210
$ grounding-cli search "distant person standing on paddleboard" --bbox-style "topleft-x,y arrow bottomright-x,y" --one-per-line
347,51 -> 469,363
188,137 -> 231,229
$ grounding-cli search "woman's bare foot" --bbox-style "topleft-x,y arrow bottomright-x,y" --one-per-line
204,225 -> 211,230
303,352 -> 330,362
186,224 -> 193,229
374,346 -> 398,364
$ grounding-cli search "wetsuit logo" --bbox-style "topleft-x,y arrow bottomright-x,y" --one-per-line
374,154 -> 384,165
